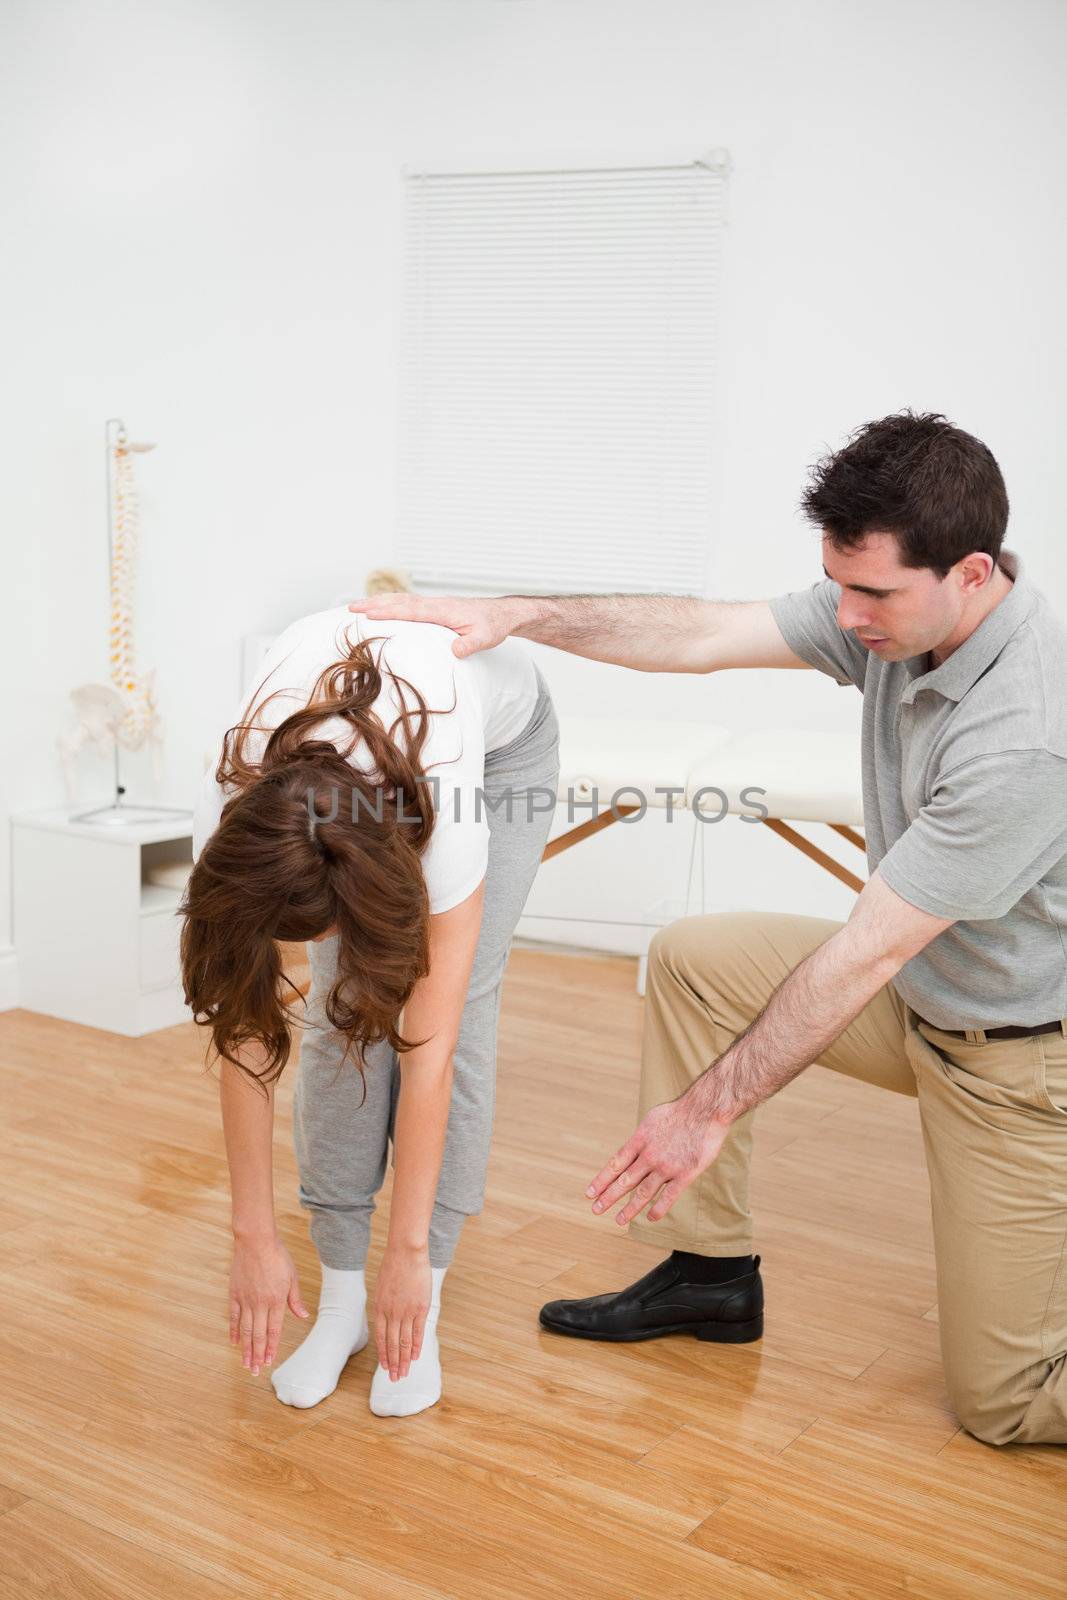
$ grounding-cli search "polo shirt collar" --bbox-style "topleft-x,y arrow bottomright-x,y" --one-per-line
899,547 -> 1036,705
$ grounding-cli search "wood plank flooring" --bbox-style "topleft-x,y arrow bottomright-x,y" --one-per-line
0,946 -> 1063,1598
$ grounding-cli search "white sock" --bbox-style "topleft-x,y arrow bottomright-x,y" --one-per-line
369,1264 -> 447,1418
271,1264 -> 368,1409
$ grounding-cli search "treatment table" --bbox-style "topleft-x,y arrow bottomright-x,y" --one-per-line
546,716 -> 865,892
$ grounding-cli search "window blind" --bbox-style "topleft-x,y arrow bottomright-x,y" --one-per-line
397,155 -> 730,596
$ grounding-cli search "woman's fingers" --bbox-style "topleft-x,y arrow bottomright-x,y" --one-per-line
376,1304 -> 429,1381
240,1304 -> 254,1370
287,1278 -> 309,1319
236,1299 -> 280,1374
388,1316 -> 403,1381
264,1302 -> 286,1367
230,1240 -> 302,1376
250,1304 -> 271,1374
398,1318 -> 415,1380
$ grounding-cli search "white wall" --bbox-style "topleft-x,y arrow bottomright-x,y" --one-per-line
2,0 -> 1066,1003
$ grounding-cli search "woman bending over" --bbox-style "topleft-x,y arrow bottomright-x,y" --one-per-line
182,605 -> 559,1416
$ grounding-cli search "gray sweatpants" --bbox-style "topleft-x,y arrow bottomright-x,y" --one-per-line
291,665 -> 560,1268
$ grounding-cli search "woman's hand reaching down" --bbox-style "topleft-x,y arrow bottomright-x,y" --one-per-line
229,1233 -> 309,1376
373,1243 -> 433,1382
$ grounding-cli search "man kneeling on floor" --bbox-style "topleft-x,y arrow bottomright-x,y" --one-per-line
350,409 -> 1067,1449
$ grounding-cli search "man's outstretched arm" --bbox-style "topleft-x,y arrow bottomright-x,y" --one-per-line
585,870 -> 954,1226
350,588 -> 810,675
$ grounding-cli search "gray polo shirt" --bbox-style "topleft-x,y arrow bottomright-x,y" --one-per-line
767,547 -> 1067,1029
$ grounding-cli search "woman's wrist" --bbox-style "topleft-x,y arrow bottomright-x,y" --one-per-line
232,1217 -> 280,1247
384,1234 -> 430,1256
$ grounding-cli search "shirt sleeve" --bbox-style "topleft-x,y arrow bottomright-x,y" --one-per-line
385,643 -> 489,915
877,750 -> 1067,921
767,577 -> 867,689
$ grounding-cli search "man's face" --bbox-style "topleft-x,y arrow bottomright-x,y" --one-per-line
821,531 -> 972,663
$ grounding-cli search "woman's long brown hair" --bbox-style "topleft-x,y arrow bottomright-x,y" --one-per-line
180,625 -> 459,1098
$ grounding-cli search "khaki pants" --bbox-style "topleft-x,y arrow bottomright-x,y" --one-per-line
628,911 -> 1067,1447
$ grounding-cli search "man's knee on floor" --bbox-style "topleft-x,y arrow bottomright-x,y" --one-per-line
948,1369 -> 1066,1448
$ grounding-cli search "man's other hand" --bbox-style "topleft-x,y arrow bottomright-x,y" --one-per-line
584,1097 -> 732,1226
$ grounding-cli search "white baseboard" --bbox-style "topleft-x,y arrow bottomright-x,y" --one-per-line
0,945 -> 17,1012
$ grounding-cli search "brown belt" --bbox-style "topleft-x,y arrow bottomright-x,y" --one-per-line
918,1016 -> 1065,1042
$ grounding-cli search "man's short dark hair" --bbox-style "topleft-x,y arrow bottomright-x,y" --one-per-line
799,410 -> 1010,579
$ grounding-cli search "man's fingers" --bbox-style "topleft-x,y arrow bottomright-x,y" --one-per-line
590,1157 -> 653,1213
615,1172 -> 669,1227
348,591 -> 414,614
346,596 -> 502,659
586,1134 -> 646,1202
645,1178 -> 685,1222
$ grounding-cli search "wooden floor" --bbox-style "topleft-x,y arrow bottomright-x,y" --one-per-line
0,946 -> 1064,1599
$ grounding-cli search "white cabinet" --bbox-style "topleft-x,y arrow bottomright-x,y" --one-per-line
12,809 -> 195,1036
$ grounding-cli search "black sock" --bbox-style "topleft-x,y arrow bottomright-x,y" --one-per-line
670,1249 -> 754,1283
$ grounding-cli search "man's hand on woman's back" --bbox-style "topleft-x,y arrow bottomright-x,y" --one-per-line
348,592 -> 523,658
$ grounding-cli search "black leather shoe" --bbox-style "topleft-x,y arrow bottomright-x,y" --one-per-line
538,1254 -> 763,1343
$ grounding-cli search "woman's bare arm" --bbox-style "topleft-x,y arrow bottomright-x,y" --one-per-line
219,1041 -> 308,1374
219,1043 -> 279,1243
371,880 -> 485,1378
387,879 -> 486,1250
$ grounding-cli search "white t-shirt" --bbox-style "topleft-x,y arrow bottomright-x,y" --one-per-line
191,606 -> 542,914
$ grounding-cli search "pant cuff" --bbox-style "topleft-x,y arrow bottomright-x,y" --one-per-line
627,1219 -> 754,1255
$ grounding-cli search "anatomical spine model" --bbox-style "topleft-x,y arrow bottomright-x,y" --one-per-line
59,424 -> 164,802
